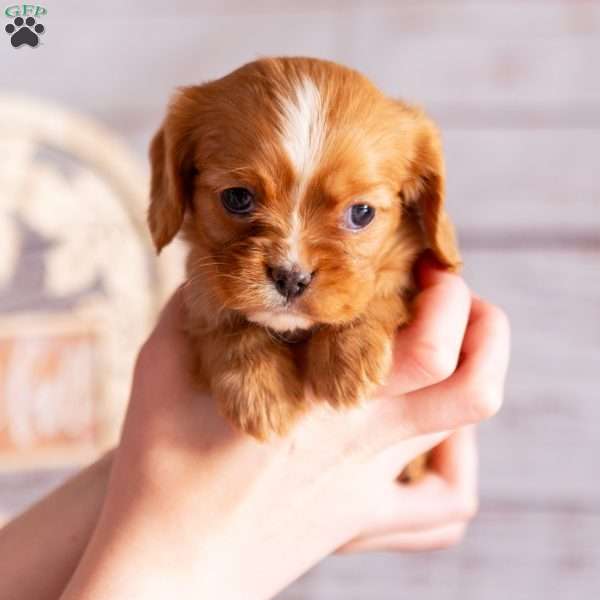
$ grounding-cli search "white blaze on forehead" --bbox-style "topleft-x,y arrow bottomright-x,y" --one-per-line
278,76 -> 326,179
287,209 -> 302,263
277,76 -> 326,264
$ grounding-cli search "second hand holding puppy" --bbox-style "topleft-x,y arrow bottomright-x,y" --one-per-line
60,260 -> 510,600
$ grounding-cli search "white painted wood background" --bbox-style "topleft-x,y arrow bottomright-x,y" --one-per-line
1,1 -> 599,598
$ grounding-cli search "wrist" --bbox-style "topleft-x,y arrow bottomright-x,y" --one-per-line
64,441 -> 366,600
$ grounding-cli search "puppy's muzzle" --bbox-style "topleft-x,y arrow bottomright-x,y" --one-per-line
267,264 -> 313,300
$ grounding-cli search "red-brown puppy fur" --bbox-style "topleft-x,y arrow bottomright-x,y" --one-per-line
148,57 -> 461,439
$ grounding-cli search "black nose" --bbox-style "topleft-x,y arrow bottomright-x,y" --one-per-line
267,265 -> 312,300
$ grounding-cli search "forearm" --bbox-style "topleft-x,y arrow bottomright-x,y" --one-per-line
0,451 -> 113,600
59,442 -> 363,600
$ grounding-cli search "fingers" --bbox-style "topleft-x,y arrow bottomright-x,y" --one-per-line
342,429 -> 479,554
384,257 -> 471,395
135,287 -> 193,390
428,426 -> 478,490
139,287 -> 189,359
373,473 -> 475,533
338,522 -> 467,553
372,431 -> 449,482
149,286 -> 187,340
401,297 -> 510,435
381,295 -> 510,437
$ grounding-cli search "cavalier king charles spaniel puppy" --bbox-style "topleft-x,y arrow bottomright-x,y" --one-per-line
148,57 -> 461,457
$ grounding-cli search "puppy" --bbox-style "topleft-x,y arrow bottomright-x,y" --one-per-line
148,57 -> 461,448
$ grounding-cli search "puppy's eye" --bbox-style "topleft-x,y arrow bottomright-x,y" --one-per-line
344,204 -> 375,230
220,187 -> 255,215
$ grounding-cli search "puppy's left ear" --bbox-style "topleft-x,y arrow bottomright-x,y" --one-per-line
148,90 -> 197,253
403,114 -> 462,271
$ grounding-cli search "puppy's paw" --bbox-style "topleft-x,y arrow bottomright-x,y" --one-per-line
212,354 -> 304,440
306,325 -> 393,408
399,453 -> 429,483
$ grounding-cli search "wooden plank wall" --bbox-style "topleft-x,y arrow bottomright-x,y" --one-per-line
1,2 -> 599,598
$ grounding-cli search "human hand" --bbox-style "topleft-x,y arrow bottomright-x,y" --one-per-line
340,427 -> 478,553
340,255 -> 510,554
61,258 -> 510,600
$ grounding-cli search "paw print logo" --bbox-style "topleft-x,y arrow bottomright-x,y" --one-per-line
5,16 -> 45,48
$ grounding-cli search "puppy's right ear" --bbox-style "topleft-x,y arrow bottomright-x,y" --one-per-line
402,111 -> 462,271
148,114 -> 194,253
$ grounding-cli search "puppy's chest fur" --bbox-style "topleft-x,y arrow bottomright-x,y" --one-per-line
181,233 -> 421,440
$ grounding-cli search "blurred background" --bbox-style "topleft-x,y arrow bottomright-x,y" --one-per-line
1,1 -> 599,598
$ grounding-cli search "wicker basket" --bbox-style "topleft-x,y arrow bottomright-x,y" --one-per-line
0,96 -> 185,468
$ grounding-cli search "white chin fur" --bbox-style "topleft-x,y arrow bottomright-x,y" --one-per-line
248,310 -> 314,332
